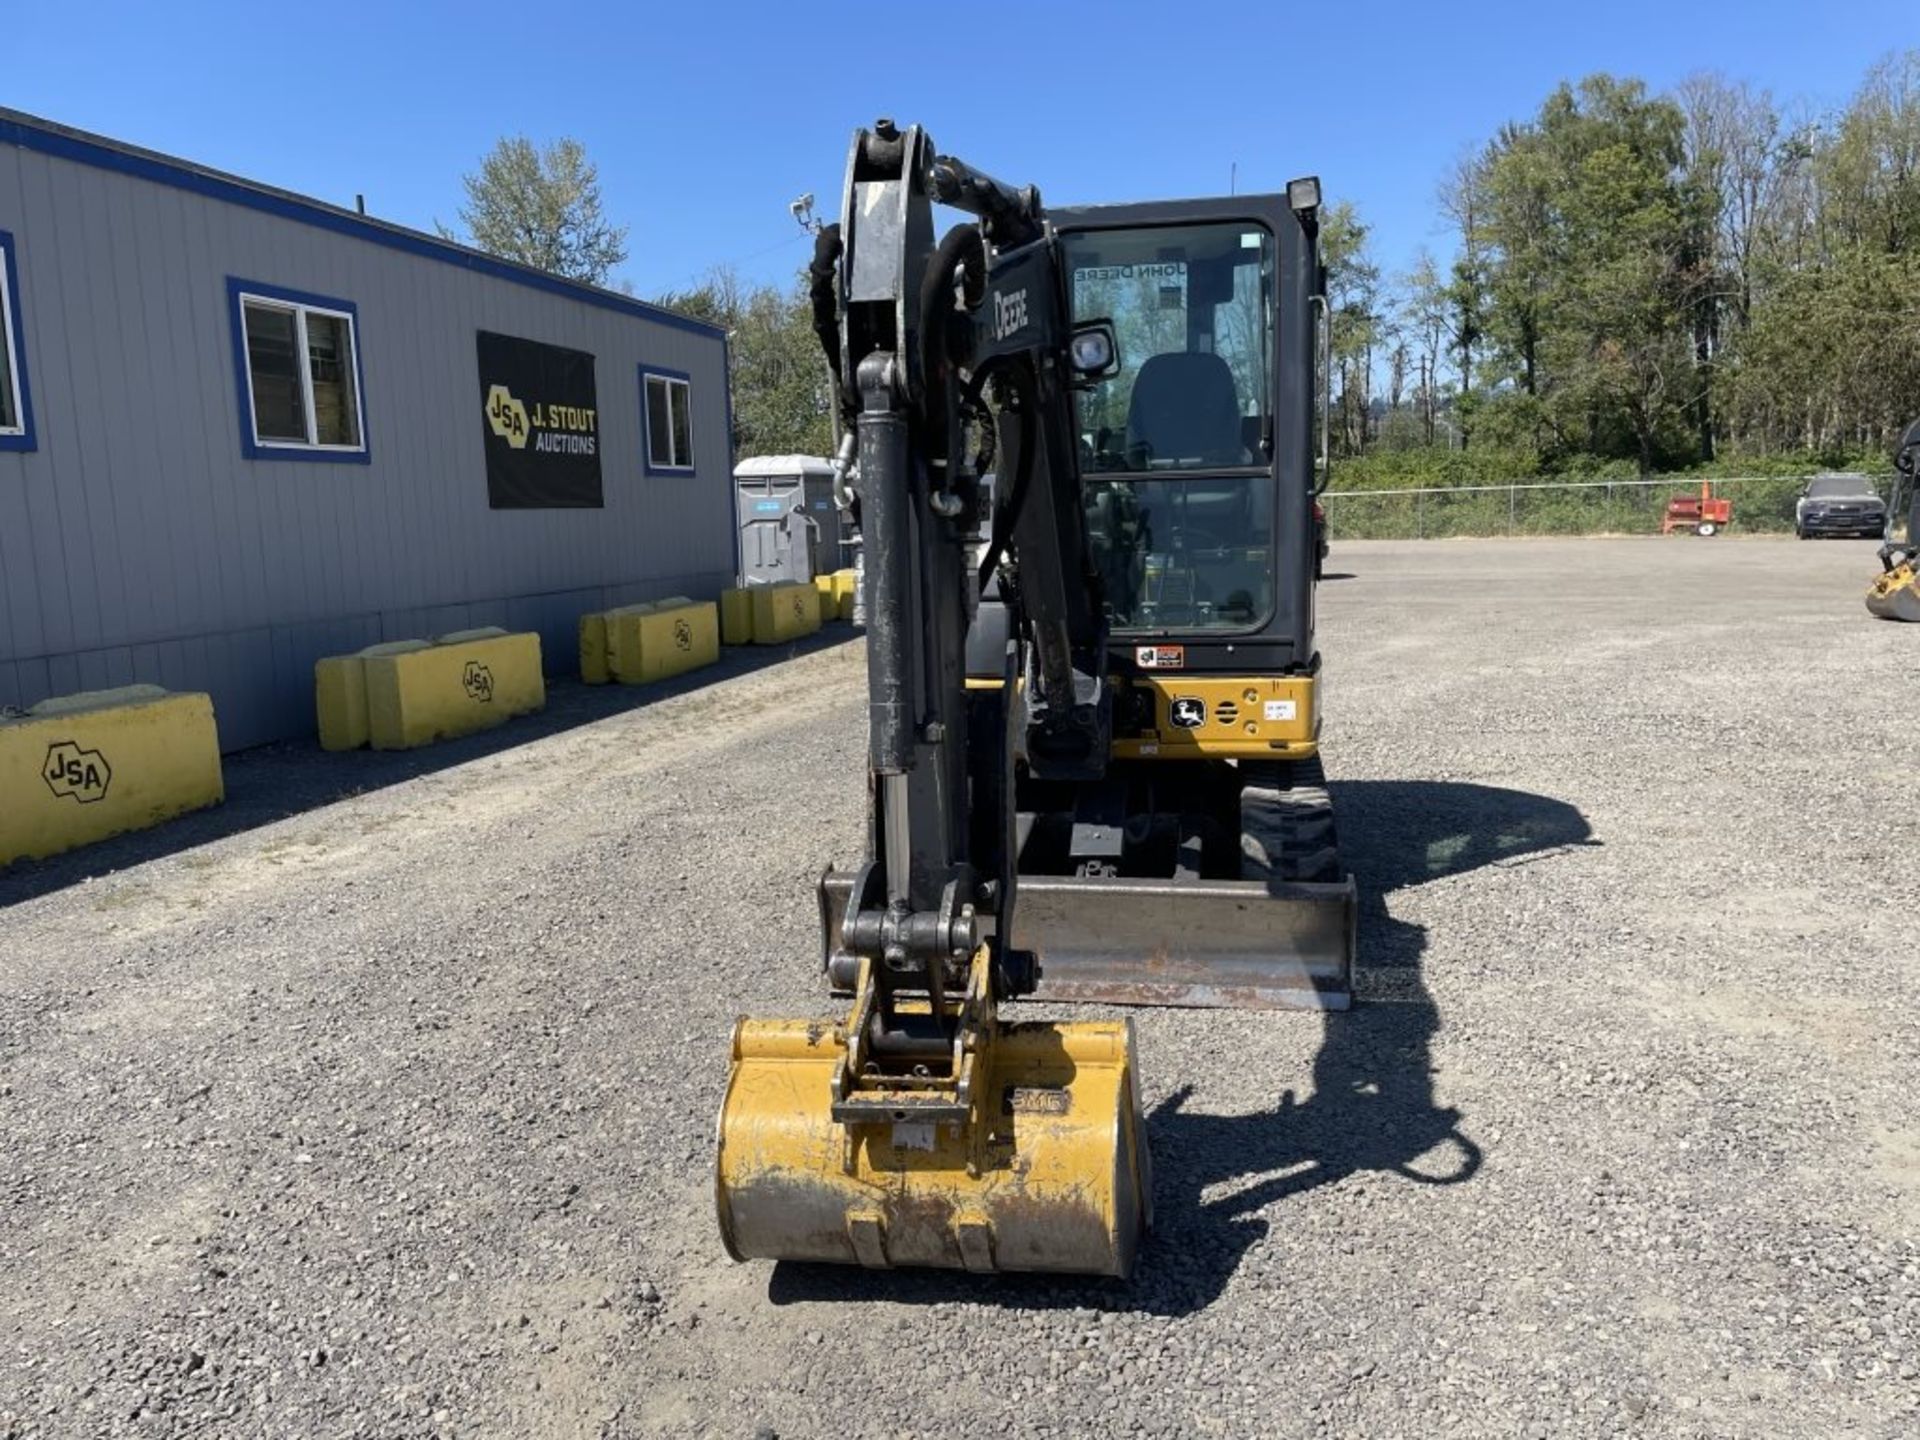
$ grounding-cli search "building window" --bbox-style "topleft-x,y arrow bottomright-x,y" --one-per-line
640,367 -> 693,473
0,229 -> 34,452
227,278 -> 369,462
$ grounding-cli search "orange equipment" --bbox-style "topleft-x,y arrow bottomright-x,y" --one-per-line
1661,480 -> 1732,536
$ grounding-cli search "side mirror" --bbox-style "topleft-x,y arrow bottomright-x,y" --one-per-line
1068,320 -> 1120,382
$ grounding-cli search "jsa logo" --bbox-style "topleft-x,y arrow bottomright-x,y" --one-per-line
993,288 -> 1030,342
484,384 -> 530,450
43,741 -> 112,803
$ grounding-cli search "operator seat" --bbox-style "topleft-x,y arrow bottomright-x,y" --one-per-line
1125,352 -> 1246,469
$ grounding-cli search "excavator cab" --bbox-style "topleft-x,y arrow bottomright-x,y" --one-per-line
961,194 -> 1355,1011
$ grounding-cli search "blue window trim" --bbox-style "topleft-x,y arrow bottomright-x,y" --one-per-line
0,110 -> 724,343
227,277 -> 372,464
0,229 -> 36,453
639,364 -> 695,476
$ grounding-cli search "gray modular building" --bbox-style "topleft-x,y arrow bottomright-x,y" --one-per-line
0,108 -> 734,750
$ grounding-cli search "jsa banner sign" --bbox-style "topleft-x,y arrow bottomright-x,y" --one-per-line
476,330 -> 603,509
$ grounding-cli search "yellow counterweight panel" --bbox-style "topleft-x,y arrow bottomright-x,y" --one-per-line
717,1017 -> 1149,1276
1111,674 -> 1319,761
962,671 -> 1318,758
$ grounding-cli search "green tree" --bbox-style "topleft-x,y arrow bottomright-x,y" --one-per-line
1398,251 -> 1452,447
1436,154 -> 1491,444
1376,50 -> 1919,483
1321,201 -> 1381,456
1817,51 -> 1920,254
657,267 -> 835,458
1719,50 -> 1920,455
1475,76 -> 1711,473
443,137 -> 628,286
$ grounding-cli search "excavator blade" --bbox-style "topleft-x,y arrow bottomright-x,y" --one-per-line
820,871 -> 1356,1012
1015,874 -> 1357,1010
1866,562 -> 1920,621
716,1018 -> 1150,1276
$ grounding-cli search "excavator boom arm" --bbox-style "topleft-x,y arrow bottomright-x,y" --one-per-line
715,122 -> 1154,1278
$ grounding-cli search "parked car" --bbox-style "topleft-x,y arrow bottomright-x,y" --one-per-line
1796,473 -> 1887,539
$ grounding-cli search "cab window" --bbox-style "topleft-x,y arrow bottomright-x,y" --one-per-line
1064,223 -> 1276,632
1063,223 -> 1272,473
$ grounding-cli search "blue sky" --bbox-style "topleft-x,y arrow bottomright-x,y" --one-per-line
9,1 -> 1911,300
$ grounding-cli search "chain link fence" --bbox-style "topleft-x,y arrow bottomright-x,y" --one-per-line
1322,473 -> 1905,541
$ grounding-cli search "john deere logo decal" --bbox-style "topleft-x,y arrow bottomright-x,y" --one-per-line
43,742 -> 111,803
673,618 -> 693,652
1169,696 -> 1207,730
463,662 -> 495,703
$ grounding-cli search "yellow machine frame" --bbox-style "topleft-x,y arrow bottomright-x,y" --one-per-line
968,673 -> 1320,761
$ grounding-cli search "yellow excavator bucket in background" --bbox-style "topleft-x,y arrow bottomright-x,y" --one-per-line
1866,560 -> 1920,622
716,1013 -> 1151,1277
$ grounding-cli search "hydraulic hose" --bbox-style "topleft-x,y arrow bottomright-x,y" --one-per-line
808,224 -> 848,424
917,224 -> 985,418
916,224 -> 987,514
974,360 -> 1038,595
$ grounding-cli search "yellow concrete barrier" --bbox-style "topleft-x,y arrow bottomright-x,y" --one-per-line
364,631 -> 544,750
719,588 -> 754,646
316,640 -> 431,751
830,569 -> 858,621
581,606 -> 653,686
607,600 -> 721,684
581,597 -> 696,682
750,582 -> 822,645
579,612 -> 614,685
1,685 -> 223,865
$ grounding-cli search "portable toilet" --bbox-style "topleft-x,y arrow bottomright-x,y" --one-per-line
733,455 -> 848,585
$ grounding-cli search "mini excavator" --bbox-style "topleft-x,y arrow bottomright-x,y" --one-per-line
1867,417 -> 1920,621
715,122 -> 1352,1277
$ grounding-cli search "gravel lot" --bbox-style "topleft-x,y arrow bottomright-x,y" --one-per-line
3,536 -> 1916,1440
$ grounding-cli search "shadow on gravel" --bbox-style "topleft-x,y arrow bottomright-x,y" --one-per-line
0,628 -> 861,909
767,780 -> 1593,1316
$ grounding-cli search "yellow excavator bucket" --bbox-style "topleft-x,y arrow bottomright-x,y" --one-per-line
1866,561 -> 1920,622
716,1016 -> 1150,1276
